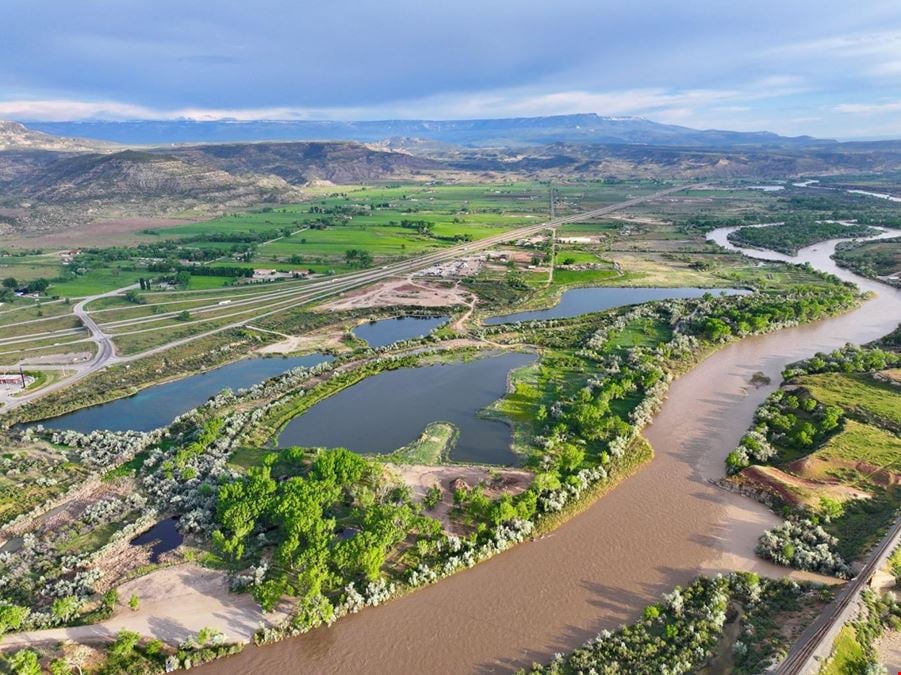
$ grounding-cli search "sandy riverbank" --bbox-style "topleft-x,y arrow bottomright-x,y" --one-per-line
1,564 -> 284,650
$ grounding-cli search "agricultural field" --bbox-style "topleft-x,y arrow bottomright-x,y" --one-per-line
0,180 -> 669,304
0,179 -> 888,674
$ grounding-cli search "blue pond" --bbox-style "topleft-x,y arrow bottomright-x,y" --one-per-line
278,352 -> 536,465
130,518 -> 183,563
37,353 -> 332,433
352,316 -> 448,348
484,286 -> 750,324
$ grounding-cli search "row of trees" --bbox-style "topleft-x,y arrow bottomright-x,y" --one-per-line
1,277 -> 50,293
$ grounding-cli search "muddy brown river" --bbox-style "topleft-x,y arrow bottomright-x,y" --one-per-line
199,228 -> 901,674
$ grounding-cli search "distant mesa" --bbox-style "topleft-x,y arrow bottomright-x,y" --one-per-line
17,113 -> 834,148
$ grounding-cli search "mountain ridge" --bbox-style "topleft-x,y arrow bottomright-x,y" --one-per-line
22,113 -> 832,148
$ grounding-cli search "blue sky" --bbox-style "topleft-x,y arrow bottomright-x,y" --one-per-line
3,0 -> 901,138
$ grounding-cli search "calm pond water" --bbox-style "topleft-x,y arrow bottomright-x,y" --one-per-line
278,352 -> 535,464
484,286 -> 749,324
130,518 -> 183,563
352,316 -> 448,348
199,228 -> 901,675
37,354 -> 331,433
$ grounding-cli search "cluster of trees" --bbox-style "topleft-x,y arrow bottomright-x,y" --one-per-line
757,518 -> 851,577
727,221 -> 875,255
688,286 -> 858,343
393,218 -> 434,235
145,262 -> 253,279
213,448 -> 439,619
1,277 -> 50,294
344,249 -> 373,268
784,344 -> 900,379
726,387 -> 843,474
834,236 -> 901,286
527,573 -> 816,675
676,212 -> 766,234
0,628 -> 244,674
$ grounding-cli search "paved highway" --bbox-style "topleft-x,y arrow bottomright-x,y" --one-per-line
2,184 -> 698,411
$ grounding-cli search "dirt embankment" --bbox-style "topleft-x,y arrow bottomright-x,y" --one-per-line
736,464 -> 871,509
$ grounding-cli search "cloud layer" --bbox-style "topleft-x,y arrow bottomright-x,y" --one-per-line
2,0 -> 901,138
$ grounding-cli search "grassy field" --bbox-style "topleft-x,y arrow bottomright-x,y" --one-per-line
797,372 -> 901,428
381,421 -> 457,464
821,625 -> 869,675
749,369 -> 901,561
810,420 -> 901,473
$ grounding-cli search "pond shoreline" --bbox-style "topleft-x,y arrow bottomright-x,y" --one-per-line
193,228 -> 900,674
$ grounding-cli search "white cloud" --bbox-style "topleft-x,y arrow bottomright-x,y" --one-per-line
0,73 -> 812,124
833,100 -> 901,114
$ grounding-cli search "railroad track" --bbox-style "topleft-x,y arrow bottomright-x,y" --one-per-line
777,516 -> 901,674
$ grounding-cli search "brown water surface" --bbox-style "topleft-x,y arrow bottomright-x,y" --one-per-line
200,228 -> 901,674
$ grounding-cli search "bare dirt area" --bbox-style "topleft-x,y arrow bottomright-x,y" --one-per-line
612,214 -> 671,227
320,277 -> 469,311
18,352 -> 92,366
0,564 -> 284,649
877,368 -> 901,385
391,463 -> 532,534
256,325 -> 348,355
789,454 -> 901,487
877,629 -> 901,672
736,464 -> 870,509
5,217 -> 196,248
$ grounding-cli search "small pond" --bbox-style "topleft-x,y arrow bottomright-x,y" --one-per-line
36,353 -> 332,433
129,518 -> 183,563
352,316 -> 449,348
484,286 -> 750,324
278,352 -> 536,465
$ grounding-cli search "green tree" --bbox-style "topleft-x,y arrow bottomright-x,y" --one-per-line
51,595 -> 81,623
102,589 -> 119,610
106,630 -> 141,666
6,650 -> 41,675
0,603 -> 29,634
424,484 -> 442,509
49,658 -> 74,675
26,278 -> 50,293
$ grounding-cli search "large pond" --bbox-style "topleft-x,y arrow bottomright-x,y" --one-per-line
37,354 -> 332,433
278,352 -> 535,465
352,316 -> 448,348
484,286 -> 750,324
